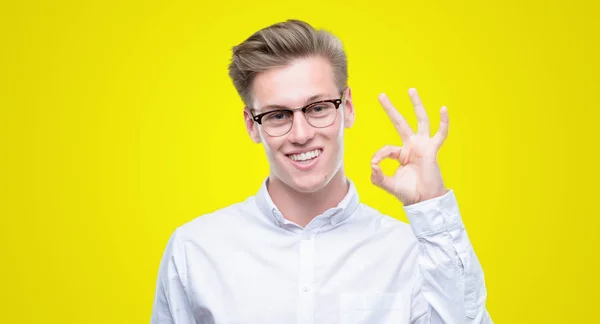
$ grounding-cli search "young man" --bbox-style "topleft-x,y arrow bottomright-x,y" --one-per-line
151,20 -> 492,323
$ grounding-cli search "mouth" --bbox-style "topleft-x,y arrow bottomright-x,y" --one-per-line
286,148 -> 323,170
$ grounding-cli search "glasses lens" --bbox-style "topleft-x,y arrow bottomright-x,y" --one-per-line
262,110 -> 293,136
305,101 -> 338,127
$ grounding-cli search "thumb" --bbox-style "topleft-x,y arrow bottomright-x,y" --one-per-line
371,164 -> 395,195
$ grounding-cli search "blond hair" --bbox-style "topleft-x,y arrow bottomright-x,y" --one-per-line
228,19 -> 348,106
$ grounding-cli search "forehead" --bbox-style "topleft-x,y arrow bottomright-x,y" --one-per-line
251,56 -> 338,110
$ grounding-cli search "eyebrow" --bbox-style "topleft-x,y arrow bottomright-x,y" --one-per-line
258,93 -> 329,113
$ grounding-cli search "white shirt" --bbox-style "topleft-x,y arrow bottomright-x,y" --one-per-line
150,178 -> 493,323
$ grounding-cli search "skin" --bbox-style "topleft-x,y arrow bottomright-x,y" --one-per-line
244,55 -> 449,227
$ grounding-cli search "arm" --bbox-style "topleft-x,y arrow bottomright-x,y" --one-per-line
369,88 -> 492,323
405,190 -> 492,323
150,229 -> 196,324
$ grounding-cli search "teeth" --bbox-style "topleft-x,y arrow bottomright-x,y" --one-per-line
289,149 -> 321,162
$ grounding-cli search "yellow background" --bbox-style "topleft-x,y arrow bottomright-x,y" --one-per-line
2,0 -> 599,323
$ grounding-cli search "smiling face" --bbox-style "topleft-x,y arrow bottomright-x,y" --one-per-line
244,55 -> 355,193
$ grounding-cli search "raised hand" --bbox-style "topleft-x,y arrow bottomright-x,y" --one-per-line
370,88 -> 450,206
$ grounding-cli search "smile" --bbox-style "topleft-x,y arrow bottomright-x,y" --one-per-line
287,149 -> 322,162
285,149 -> 323,170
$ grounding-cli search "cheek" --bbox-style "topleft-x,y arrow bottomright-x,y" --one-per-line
322,126 -> 345,164
261,136 -> 284,161
333,125 -> 346,162
333,122 -> 345,149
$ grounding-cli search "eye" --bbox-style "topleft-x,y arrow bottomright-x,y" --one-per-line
264,110 -> 292,123
307,102 -> 334,116
271,113 -> 286,120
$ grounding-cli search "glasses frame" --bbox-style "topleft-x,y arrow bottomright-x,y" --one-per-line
250,90 -> 346,137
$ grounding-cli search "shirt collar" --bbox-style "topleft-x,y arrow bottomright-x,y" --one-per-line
254,176 -> 360,228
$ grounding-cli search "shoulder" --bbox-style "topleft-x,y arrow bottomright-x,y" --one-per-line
173,196 -> 260,244
357,203 -> 418,241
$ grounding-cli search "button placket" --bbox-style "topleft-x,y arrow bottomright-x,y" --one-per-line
297,231 -> 316,324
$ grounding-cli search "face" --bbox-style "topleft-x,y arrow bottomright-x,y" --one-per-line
244,56 -> 355,193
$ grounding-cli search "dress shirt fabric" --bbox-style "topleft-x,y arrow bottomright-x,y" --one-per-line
150,178 -> 492,324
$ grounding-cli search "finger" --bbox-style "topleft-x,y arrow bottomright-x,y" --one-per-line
371,164 -> 396,195
378,93 -> 414,142
371,145 -> 402,165
408,88 -> 430,136
433,106 -> 449,149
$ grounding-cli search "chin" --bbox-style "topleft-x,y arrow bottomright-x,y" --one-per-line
286,173 -> 329,193
270,151 -> 340,193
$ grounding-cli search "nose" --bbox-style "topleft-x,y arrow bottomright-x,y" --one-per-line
287,111 -> 315,145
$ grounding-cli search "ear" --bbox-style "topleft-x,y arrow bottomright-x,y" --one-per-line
244,107 -> 261,143
342,86 -> 355,129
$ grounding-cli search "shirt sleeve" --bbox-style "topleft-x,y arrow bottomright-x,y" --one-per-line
150,229 -> 196,324
403,190 -> 493,324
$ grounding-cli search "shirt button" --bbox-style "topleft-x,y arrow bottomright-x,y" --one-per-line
302,284 -> 311,292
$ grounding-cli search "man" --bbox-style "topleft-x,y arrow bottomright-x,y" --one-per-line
151,19 -> 492,323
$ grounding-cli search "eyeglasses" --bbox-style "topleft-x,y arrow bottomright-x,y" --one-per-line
250,91 -> 345,137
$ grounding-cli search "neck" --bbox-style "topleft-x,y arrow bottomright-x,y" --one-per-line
267,168 -> 349,228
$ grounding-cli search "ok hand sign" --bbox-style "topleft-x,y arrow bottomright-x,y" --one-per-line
370,88 -> 450,206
